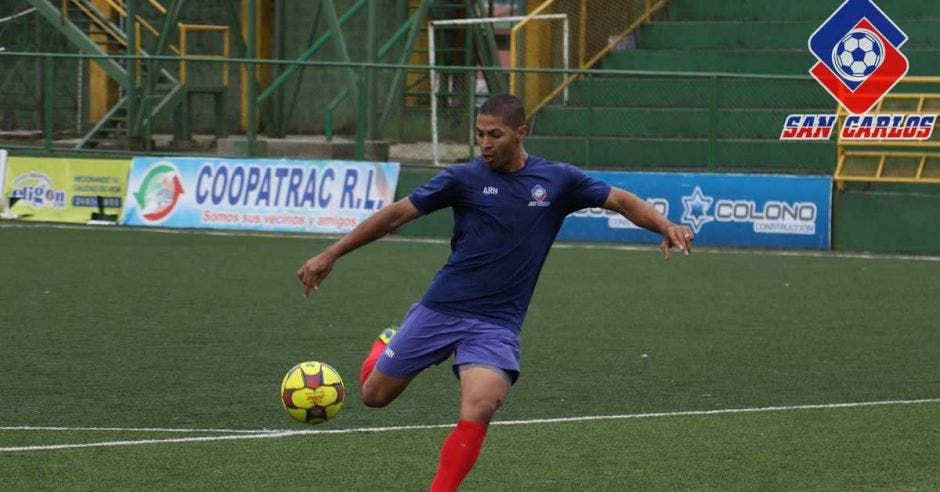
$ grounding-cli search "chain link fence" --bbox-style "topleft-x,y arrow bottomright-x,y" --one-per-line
0,49 -> 935,180
0,4 -> 80,134
510,0 -> 665,116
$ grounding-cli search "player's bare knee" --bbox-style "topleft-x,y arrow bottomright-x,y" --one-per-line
360,391 -> 391,408
360,382 -> 393,408
361,395 -> 391,408
462,394 -> 504,423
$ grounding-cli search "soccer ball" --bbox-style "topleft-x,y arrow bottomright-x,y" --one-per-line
280,361 -> 345,425
832,29 -> 883,81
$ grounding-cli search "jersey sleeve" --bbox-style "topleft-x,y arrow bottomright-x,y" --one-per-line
564,164 -> 611,212
408,168 -> 460,215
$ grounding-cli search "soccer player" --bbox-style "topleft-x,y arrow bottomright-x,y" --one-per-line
297,94 -> 694,491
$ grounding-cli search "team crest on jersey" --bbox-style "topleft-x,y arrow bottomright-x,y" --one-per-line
528,184 -> 549,207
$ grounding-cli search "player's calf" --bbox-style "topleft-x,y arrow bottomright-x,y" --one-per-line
361,368 -> 411,407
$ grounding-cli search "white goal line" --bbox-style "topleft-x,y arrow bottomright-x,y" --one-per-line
2,397 -> 938,452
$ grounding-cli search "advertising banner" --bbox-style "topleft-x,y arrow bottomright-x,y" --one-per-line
559,172 -> 832,250
121,157 -> 400,234
0,149 -> 7,218
1,156 -> 130,223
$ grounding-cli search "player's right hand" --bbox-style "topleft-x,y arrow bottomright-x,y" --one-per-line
660,224 -> 694,261
297,252 -> 336,298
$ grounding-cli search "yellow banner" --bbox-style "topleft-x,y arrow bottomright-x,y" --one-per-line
3,156 -> 131,223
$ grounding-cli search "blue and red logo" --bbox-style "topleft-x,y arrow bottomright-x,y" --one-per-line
133,162 -> 185,223
528,184 -> 550,207
808,0 -> 908,114
782,0 -> 935,141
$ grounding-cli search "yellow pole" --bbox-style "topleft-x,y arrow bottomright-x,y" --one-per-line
223,29 -> 230,86
519,0 -> 553,112
88,0 -> 118,123
240,0 -> 272,131
179,24 -> 187,84
578,0 -> 586,67
510,0 -> 554,97
406,4 -> 429,107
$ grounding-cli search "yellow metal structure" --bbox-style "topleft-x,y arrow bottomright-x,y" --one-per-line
64,0 -> 124,45
510,0 -> 668,117
61,0 -> 229,113
406,0 -> 431,106
834,76 -> 940,186
106,0 -> 181,54
240,0 -> 273,131
179,24 -> 231,86
87,0 -> 118,123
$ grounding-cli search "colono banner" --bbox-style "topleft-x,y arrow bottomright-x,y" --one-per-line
558,172 -> 832,250
120,157 -> 399,233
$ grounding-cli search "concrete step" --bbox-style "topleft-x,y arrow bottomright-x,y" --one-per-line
664,0 -> 938,21
216,135 -> 390,161
638,20 -> 940,50
534,107 -> 815,139
601,48 -> 940,76
525,135 -> 833,171
565,77 -> 832,109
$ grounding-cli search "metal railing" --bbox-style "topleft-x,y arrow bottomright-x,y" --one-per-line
178,23 -> 230,86
510,0 -> 668,120
0,49 -> 936,182
834,76 -> 940,186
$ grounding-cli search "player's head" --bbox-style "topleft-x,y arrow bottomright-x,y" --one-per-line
476,94 -> 528,172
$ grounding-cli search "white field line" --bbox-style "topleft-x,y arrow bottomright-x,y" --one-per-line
2,397 -> 938,453
2,222 -> 939,262
0,426 -> 277,434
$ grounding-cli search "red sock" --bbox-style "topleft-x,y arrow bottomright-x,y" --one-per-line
429,420 -> 488,492
359,339 -> 386,387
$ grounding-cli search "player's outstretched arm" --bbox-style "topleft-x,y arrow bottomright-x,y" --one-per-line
297,197 -> 422,296
603,187 -> 694,261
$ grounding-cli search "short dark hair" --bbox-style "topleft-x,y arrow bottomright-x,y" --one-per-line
478,94 -> 526,128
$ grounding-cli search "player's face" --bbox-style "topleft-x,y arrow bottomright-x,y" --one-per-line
476,113 -> 525,172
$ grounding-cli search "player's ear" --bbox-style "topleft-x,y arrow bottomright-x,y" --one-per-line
517,124 -> 528,139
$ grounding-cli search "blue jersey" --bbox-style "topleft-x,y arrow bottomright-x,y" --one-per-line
408,155 -> 611,332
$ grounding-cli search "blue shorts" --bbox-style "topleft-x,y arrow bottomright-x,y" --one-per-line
375,303 -> 521,384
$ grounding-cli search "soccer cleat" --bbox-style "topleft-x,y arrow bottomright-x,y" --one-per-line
377,326 -> 397,345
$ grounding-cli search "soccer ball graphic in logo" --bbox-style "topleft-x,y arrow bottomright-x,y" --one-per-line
831,29 -> 884,82
280,361 -> 345,424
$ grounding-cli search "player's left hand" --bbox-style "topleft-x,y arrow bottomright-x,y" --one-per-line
661,225 -> 693,261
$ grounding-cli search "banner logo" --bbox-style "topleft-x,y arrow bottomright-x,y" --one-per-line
133,161 -> 184,223
680,186 -> 818,236
681,186 -> 714,234
10,172 -> 66,209
808,0 -> 907,114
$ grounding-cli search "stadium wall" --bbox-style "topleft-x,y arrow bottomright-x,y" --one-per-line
832,186 -> 940,254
